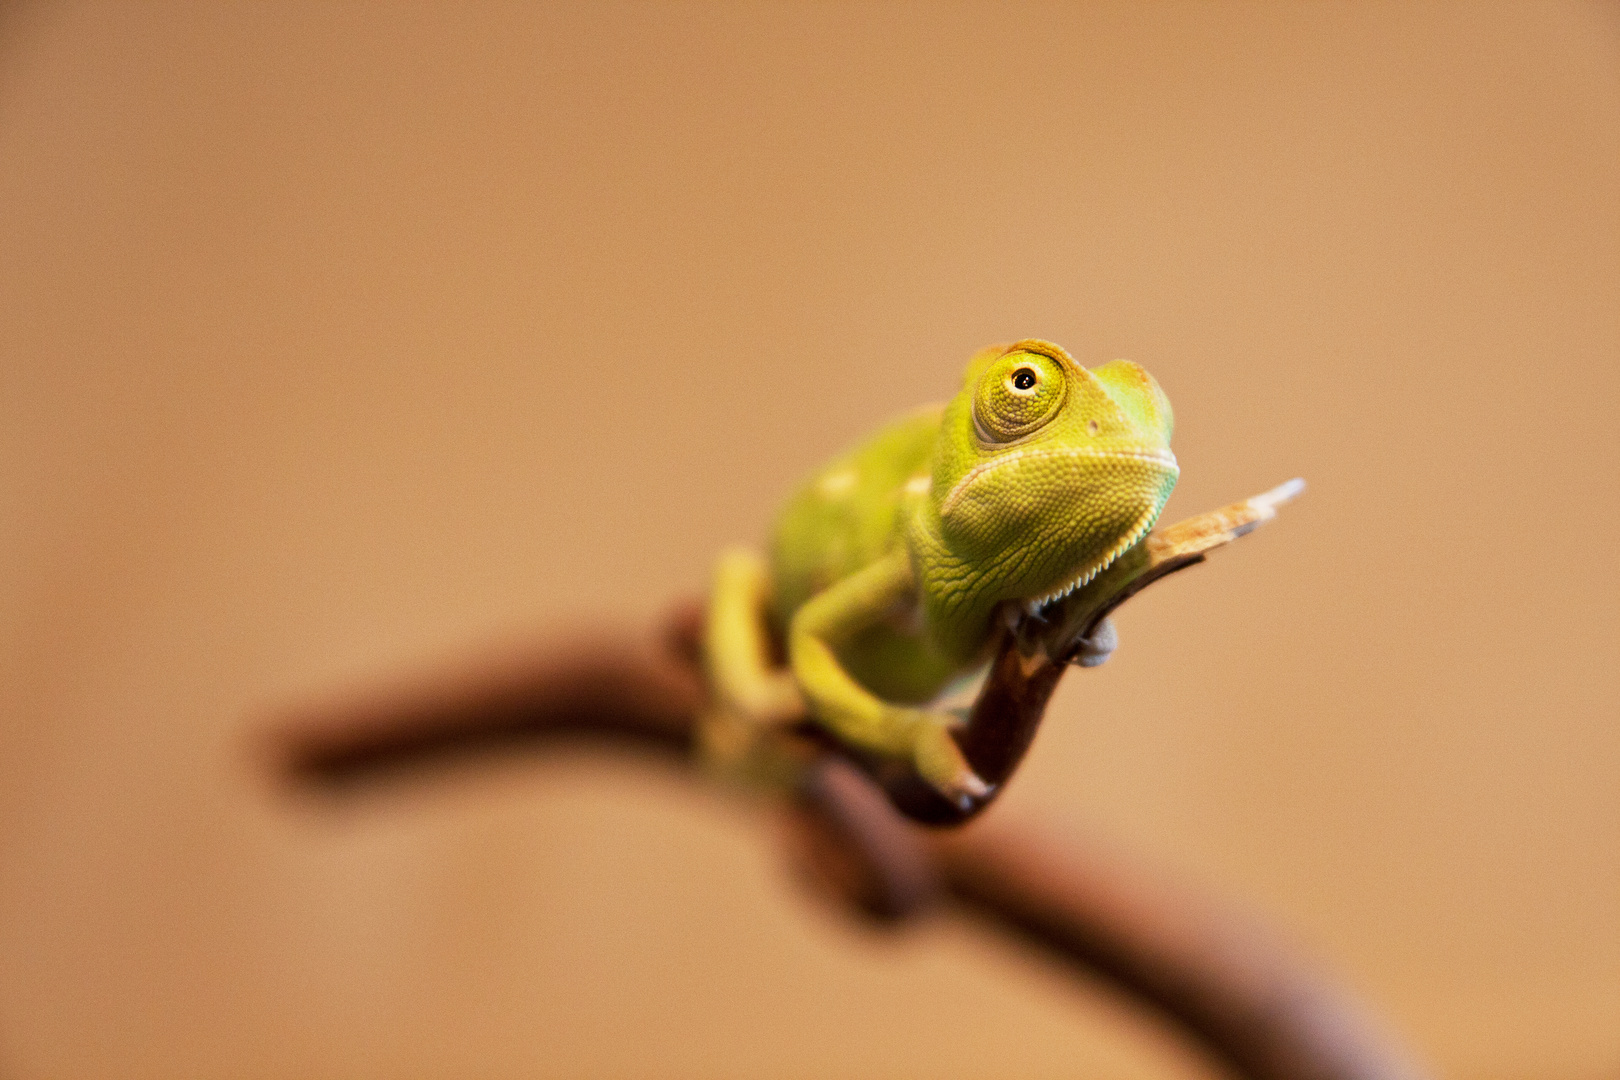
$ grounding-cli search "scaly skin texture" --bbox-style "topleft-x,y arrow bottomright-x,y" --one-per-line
703,340 -> 1178,806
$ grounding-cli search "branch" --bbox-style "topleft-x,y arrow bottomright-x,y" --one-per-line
270,480 -> 1427,1080
789,756 -> 1423,1080
280,630 -> 704,786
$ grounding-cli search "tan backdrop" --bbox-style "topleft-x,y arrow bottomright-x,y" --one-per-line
1,3 -> 1616,1078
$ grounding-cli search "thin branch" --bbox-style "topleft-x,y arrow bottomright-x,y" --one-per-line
280,629 -> 705,786
788,755 -> 1423,1080
270,480 -> 1427,1080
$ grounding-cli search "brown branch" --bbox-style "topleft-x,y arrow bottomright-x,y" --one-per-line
787,757 -> 1424,1080
273,627 -> 1426,1079
280,617 -> 708,787
934,825 -> 1425,1080
268,483 -> 1430,1080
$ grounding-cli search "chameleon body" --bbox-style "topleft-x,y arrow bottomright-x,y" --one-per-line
703,339 -> 1178,805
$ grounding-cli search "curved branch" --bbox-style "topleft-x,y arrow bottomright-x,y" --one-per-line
786,756 -> 1423,1080
278,627 -> 705,786
269,587 -> 1426,1078
933,824 -> 1425,1080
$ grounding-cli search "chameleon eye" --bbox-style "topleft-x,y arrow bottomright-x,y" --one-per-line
974,350 -> 1067,443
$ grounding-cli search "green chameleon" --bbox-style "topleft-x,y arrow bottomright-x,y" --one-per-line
702,339 -> 1179,807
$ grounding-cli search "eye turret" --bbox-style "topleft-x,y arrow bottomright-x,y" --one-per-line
973,348 -> 1068,443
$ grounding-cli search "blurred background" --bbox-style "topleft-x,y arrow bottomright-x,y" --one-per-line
2,2 -> 1616,1077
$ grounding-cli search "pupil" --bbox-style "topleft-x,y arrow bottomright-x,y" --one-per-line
1012,368 -> 1037,390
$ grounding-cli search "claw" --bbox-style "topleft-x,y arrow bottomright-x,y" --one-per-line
946,767 -> 993,805
912,721 -> 992,807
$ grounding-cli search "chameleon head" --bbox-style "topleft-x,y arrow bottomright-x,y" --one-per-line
930,339 -> 1179,612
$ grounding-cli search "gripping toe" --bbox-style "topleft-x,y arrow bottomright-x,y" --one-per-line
1072,616 -> 1119,668
912,721 -> 992,809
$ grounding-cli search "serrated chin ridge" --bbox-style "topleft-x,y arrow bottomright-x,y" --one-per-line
1024,510 -> 1160,616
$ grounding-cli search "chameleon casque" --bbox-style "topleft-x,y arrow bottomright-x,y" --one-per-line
702,339 -> 1179,808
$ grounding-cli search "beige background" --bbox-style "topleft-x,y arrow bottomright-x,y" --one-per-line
2,3 -> 1617,1078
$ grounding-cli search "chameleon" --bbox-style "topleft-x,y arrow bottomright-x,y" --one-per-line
701,339 -> 1179,807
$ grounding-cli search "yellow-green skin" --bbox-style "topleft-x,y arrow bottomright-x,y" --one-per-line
704,339 -> 1178,805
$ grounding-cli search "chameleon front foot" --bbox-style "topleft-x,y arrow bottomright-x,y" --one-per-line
911,718 -> 992,809
1069,615 -> 1118,669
